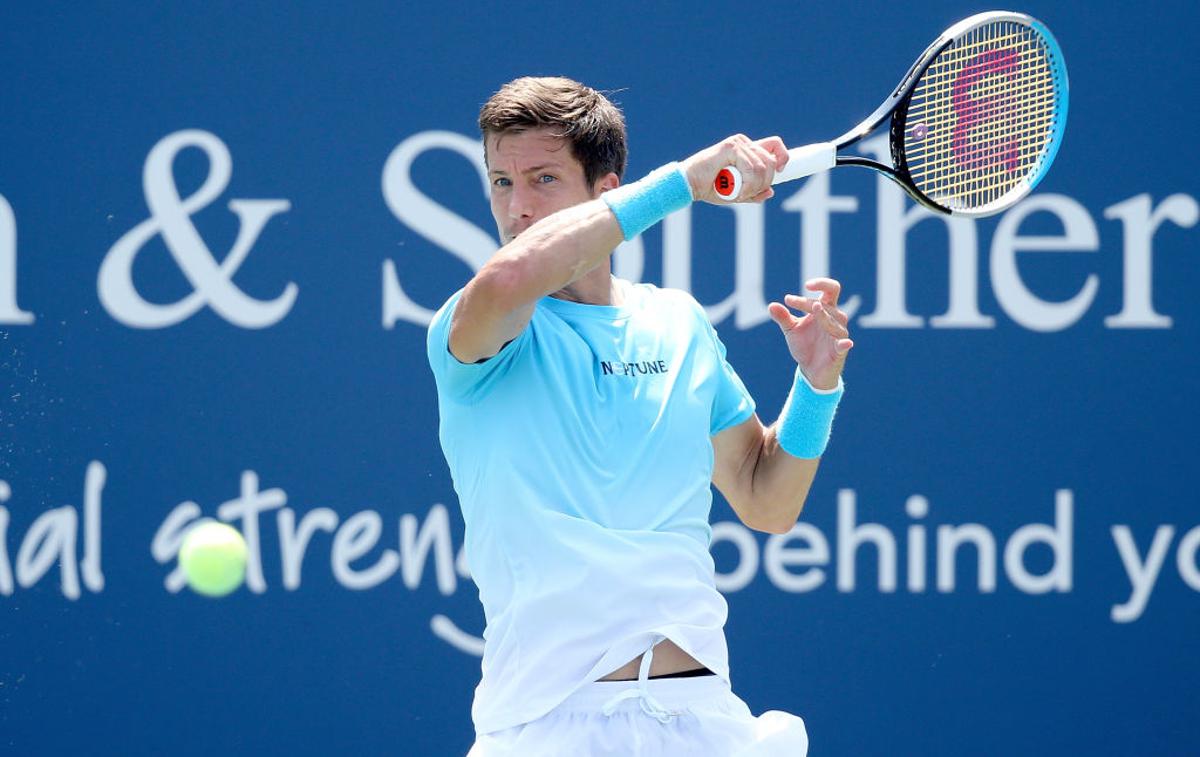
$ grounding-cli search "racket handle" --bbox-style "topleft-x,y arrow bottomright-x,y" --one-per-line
714,142 -> 837,200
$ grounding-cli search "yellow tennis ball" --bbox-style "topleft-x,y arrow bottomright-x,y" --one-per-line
179,520 -> 248,597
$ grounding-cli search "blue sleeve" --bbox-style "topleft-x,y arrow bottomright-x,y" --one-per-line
692,302 -> 755,436
426,289 -> 532,404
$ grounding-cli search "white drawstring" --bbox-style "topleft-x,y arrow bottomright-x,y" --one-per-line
600,637 -> 681,724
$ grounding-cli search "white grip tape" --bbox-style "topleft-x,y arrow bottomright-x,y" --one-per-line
714,142 -> 837,201
774,142 -> 838,184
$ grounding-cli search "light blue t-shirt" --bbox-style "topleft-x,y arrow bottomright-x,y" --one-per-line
427,279 -> 755,734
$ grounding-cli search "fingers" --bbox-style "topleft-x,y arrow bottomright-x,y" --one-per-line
778,294 -> 853,350
783,293 -> 817,315
757,136 -> 789,172
773,295 -> 855,361
729,135 -> 773,198
782,293 -> 849,326
803,277 -> 841,307
767,301 -> 798,331
682,134 -> 789,204
811,300 -> 851,342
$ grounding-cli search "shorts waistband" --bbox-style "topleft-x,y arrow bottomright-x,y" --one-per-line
558,673 -> 731,713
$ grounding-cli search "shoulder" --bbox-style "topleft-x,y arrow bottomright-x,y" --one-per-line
426,288 -> 464,345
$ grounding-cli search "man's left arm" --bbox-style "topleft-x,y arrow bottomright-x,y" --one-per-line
711,278 -> 853,534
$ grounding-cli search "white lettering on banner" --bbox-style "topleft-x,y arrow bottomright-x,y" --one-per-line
1103,194 -> 1199,328
381,131 -> 494,329
152,482 -> 1165,637
0,481 -> 13,593
380,131 -> 643,328
937,524 -> 998,592
906,494 -> 928,592
838,489 -> 899,591
0,462 -> 105,599
278,507 -> 338,590
763,523 -> 829,592
98,130 -> 296,329
856,135 -> 992,329
152,500 -> 204,592
7,467 -> 1200,654
662,204 -> 769,328
380,130 -> 1195,332
731,489 -> 1071,596
215,470 -> 288,592
1178,527 -> 1200,591
711,520 -> 760,592
991,194 -> 1100,332
146,471 -> 485,653
430,614 -> 486,656
1005,490 -> 1074,593
152,500 -> 458,596
152,484 -> 463,597
333,510 -> 401,589
781,171 -> 862,319
399,504 -> 456,595
8,132 -> 1197,332
612,238 -> 645,284
81,461 -> 106,593
16,507 -> 80,599
1111,525 -> 1176,623
0,194 -> 35,325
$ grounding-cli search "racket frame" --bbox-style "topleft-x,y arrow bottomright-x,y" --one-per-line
716,11 -> 1068,218
838,10 -> 1068,217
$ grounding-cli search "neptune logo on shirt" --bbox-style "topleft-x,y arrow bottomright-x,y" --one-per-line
600,360 -> 670,377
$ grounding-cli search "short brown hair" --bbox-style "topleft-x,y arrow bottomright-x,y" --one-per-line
478,76 -> 627,187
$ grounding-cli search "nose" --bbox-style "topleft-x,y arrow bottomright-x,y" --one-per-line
506,182 -> 536,224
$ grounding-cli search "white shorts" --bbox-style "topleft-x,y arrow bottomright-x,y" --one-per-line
467,673 -> 809,757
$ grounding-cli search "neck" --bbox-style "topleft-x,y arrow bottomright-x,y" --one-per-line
551,264 -> 622,306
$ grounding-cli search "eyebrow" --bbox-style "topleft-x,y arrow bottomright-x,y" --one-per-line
488,163 -> 564,176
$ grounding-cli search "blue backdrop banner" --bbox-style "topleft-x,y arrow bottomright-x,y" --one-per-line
2,2 -> 1197,755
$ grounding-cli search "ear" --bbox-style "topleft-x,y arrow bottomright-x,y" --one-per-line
594,172 -> 620,196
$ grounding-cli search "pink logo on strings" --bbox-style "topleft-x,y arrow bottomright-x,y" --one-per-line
952,48 -> 1021,172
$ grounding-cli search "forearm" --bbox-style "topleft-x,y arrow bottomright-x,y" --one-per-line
743,426 -> 822,533
749,370 -> 844,531
474,199 -> 624,309
716,369 -> 843,534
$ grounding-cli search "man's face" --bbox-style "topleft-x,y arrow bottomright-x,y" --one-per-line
486,128 -> 608,245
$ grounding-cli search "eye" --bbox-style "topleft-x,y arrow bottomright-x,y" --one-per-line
537,174 -> 557,184
492,177 -> 512,187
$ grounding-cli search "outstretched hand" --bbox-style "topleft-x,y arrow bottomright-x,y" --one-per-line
767,277 -> 854,391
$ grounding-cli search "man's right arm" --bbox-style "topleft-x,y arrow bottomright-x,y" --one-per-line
449,135 -> 789,364
449,199 -> 624,363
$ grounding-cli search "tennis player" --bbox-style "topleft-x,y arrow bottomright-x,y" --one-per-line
428,77 -> 852,756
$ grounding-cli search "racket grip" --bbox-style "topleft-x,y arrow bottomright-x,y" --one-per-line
713,142 -> 837,200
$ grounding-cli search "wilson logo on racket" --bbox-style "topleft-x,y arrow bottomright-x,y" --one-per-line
714,10 -> 1068,217
952,48 -> 1021,173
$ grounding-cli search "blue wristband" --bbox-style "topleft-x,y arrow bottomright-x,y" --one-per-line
777,368 -> 844,459
601,162 -> 693,241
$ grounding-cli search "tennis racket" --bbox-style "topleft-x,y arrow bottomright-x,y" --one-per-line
715,10 -> 1068,217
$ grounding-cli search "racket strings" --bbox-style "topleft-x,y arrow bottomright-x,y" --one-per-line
913,25 -> 1052,197
911,24 -> 1057,207
905,95 -> 1057,167
902,20 -> 1064,212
